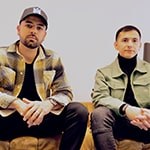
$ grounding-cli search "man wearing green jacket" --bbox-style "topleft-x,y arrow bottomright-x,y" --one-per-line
91,25 -> 150,150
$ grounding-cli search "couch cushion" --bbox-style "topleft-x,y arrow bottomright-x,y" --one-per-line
0,141 -> 9,150
7,135 -> 61,150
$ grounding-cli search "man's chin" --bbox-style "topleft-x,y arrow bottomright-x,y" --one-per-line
25,43 -> 39,49
125,55 -> 136,59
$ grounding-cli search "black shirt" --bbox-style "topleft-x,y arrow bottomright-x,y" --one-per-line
18,62 -> 41,101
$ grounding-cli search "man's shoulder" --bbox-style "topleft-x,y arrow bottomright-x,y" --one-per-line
0,46 -> 9,50
0,46 -> 10,55
139,59 -> 150,73
41,46 -> 60,58
141,59 -> 150,66
44,48 -> 57,55
0,42 -> 17,53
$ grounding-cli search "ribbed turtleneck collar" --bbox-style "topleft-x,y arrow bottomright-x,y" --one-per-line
118,54 -> 137,75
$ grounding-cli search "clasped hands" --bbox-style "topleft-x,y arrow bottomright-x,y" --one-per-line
10,98 -> 53,128
126,105 -> 150,131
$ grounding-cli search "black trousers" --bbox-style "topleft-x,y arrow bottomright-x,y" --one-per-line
0,102 -> 89,150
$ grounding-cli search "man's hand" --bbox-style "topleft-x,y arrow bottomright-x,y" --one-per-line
9,98 -> 54,127
126,105 -> 150,130
9,98 -> 28,116
22,98 -> 54,127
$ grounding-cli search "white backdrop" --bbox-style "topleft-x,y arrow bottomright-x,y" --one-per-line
0,0 -> 150,101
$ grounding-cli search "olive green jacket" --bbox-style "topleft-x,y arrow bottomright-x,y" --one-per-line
91,57 -> 150,116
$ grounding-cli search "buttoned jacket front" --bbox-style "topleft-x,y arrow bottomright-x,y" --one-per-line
0,41 -> 73,116
91,57 -> 150,116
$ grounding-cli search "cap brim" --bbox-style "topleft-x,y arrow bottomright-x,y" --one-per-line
20,14 -> 48,29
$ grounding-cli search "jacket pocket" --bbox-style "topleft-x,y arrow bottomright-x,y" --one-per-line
108,81 -> 125,99
133,77 -> 150,86
133,77 -> 150,98
133,77 -> 150,106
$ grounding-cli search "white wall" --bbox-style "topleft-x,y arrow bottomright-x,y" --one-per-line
0,0 -> 150,101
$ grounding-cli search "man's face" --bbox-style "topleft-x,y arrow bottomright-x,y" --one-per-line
114,30 -> 141,59
17,15 -> 47,49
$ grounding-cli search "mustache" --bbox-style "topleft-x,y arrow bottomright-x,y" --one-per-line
27,34 -> 38,40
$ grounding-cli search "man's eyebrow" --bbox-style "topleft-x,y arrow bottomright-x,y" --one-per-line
24,20 -> 32,24
25,20 -> 45,27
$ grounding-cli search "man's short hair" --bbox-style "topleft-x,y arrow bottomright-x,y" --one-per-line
115,25 -> 141,41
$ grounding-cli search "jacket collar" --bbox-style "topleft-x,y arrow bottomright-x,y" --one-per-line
7,41 -> 46,60
111,57 -> 147,78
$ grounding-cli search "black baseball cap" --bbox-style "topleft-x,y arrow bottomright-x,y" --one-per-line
19,7 -> 48,29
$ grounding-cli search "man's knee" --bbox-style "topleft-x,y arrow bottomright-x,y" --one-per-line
91,107 -> 115,133
67,102 -> 89,123
91,107 -> 113,122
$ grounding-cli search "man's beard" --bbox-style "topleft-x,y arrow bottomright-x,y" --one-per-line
23,39 -> 40,49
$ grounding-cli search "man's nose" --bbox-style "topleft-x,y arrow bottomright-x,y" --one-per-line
127,40 -> 133,47
30,26 -> 37,34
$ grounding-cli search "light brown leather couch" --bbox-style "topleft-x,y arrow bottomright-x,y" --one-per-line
1,101 -> 150,150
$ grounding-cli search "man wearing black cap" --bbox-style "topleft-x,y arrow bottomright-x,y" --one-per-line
0,7 -> 88,150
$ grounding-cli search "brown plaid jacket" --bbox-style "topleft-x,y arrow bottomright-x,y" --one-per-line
0,41 -> 73,116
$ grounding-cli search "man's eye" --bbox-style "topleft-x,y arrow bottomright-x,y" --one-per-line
37,26 -> 42,30
133,39 -> 138,42
26,24 -> 32,28
37,26 -> 44,31
122,39 -> 128,42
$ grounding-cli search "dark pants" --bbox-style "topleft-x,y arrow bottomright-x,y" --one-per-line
91,106 -> 150,150
0,102 -> 89,150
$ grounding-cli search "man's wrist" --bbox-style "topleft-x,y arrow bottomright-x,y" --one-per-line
8,98 -> 22,109
49,98 -> 58,107
119,104 -> 129,116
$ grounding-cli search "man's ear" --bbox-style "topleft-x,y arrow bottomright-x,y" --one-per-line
41,31 -> 47,43
16,25 -> 20,35
114,41 -> 118,51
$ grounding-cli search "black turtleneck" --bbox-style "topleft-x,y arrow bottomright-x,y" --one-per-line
118,54 -> 139,106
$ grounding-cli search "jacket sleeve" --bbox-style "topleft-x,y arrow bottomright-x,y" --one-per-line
46,55 -> 73,107
0,91 -> 17,108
